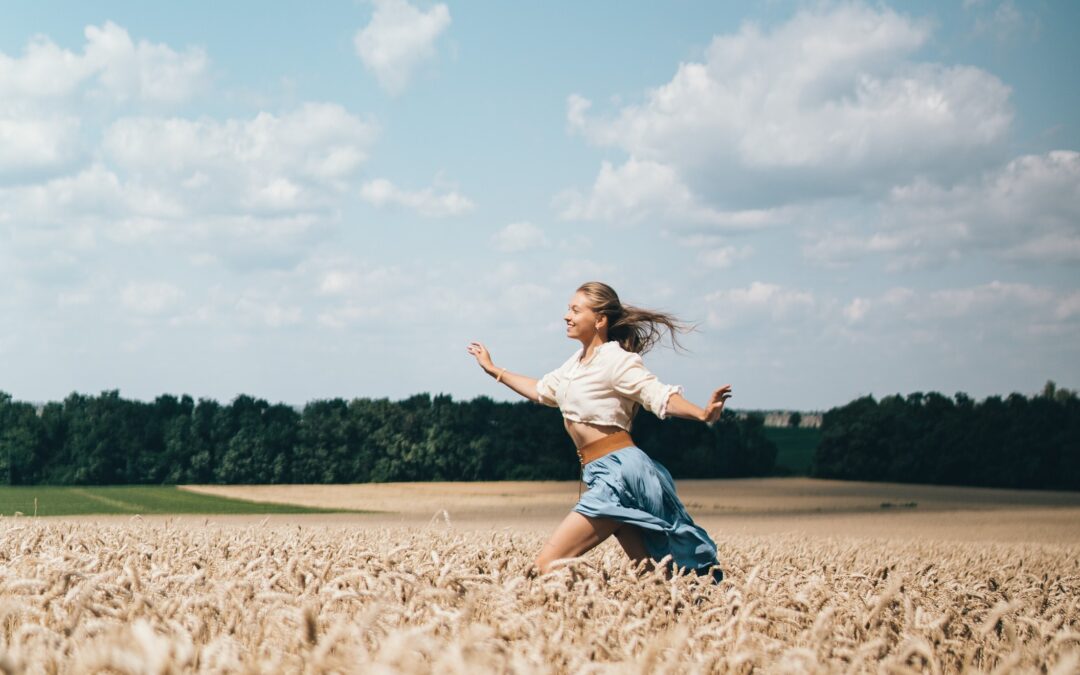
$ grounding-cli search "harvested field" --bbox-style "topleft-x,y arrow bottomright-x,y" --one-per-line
179,478 -> 1080,543
181,477 -> 1080,517
1,519 -> 1078,673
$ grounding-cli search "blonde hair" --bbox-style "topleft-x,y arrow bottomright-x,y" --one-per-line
577,281 -> 697,355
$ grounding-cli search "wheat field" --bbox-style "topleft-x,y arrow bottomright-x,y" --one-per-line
1,516 -> 1078,674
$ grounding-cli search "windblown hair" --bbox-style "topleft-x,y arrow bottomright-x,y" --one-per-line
577,281 -> 697,355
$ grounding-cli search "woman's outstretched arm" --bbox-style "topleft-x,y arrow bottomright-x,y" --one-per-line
610,351 -> 732,424
664,386 -> 733,424
466,341 -> 541,403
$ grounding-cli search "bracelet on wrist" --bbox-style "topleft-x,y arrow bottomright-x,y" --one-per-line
495,367 -> 507,383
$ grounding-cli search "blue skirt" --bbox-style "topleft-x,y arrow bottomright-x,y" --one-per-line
572,445 -> 723,582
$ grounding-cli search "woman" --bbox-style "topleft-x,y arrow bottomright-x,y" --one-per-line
466,281 -> 732,581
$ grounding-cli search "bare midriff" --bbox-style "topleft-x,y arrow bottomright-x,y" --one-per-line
564,417 -> 625,450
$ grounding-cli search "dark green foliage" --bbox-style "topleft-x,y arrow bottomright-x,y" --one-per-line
0,389 -> 777,485
765,426 -> 821,475
812,382 -> 1080,491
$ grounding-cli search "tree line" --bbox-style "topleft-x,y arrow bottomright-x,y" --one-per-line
812,382 -> 1080,490
0,390 -> 777,485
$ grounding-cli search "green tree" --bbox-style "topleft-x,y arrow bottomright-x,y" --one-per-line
0,393 -> 46,485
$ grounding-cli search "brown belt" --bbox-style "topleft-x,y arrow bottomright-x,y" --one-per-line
575,430 -> 635,466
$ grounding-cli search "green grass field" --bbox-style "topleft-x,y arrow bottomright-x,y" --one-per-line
0,486 -> 348,517
765,426 -> 822,475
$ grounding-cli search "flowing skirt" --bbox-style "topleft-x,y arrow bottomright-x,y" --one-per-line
572,445 -> 723,582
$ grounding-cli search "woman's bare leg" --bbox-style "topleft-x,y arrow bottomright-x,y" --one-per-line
613,524 -> 651,567
615,525 -> 672,578
534,512 -> 661,575
534,511 -> 621,574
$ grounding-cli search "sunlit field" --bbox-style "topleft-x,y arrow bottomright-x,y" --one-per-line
2,479 -> 1078,672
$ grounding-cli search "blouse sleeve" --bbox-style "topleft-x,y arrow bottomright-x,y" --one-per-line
535,354 -> 574,407
610,351 -> 683,420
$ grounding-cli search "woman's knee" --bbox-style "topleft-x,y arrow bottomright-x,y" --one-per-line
534,554 -> 551,575
533,539 -> 557,575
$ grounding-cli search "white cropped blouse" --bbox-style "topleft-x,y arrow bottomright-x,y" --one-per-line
535,340 -> 683,431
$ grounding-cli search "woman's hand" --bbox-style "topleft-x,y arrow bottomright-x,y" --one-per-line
703,385 -> 733,424
466,341 -> 496,375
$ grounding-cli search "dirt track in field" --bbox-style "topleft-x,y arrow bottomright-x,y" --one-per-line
174,477 -> 1080,543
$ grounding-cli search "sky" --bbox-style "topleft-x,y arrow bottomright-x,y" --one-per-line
1,0 -> 1078,411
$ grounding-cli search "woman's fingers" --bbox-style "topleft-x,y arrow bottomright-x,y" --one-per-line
466,342 -> 493,370
704,385 -> 733,423
466,341 -> 488,355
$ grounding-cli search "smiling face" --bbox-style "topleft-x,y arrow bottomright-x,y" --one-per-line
564,290 -> 606,341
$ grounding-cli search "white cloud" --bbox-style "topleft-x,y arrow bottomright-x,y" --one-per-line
0,21 -> 207,103
482,261 -> 522,287
1,103 -> 377,277
234,293 -> 303,328
704,282 -> 816,329
806,151 -> 1080,267
844,281 -> 1058,324
558,158 -> 680,224
971,1 -> 1036,43
1,103 -> 375,273
315,260 -> 406,297
698,244 -> 752,269
0,16 -> 400,302
711,280 -> 1079,363
836,282 -> 1080,348
318,270 -> 358,296
842,296 -> 871,323
1057,292 -> 1080,321
354,0 -> 451,95
921,281 -> 1054,319
0,22 -> 208,180
565,3 -> 1012,216
498,283 -> 552,319
554,259 -> 617,285
295,254 -> 418,328
1008,233 -> 1080,264
316,304 -> 386,328
82,22 -> 209,103
557,157 -> 792,228
156,254 -> 416,332
306,255 -> 502,330
121,281 -> 183,315
103,103 -> 374,191
0,35 -> 95,100
0,115 -> 82,178
566,94 -> 591,131
62,105 -> 366,220
0,164 -> 182,284
360,178 -> 473,217
672,233 -> 753,269
490,222 -> 548,253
